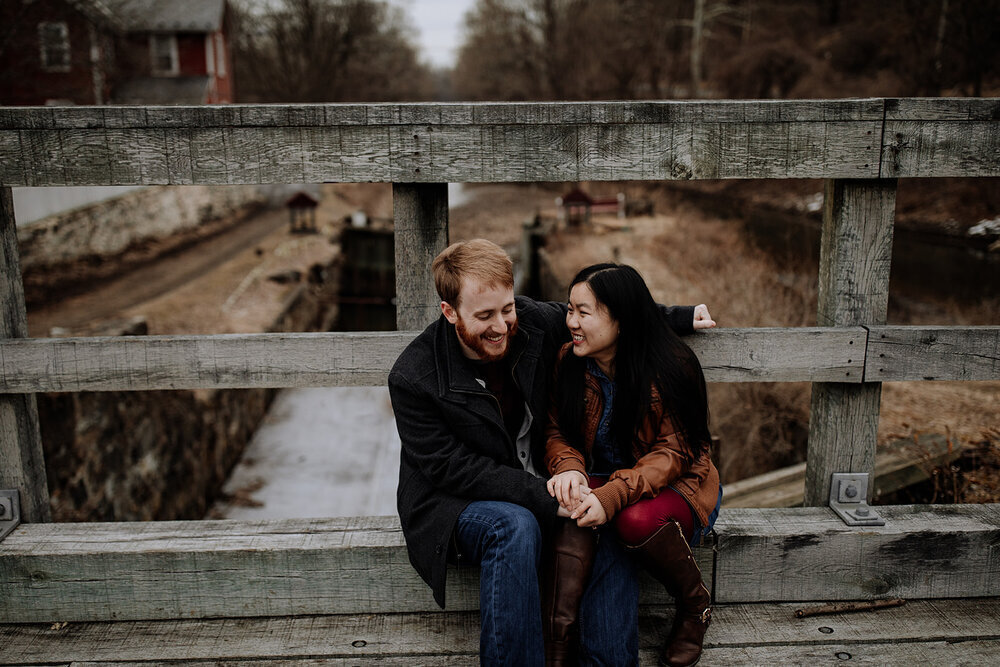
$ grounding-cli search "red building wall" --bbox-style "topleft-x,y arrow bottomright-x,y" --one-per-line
0,0 -> 113,106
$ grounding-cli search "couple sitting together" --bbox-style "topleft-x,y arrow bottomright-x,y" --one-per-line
389,239 -> 722,667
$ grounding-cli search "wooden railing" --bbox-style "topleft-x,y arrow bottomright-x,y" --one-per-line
1,99 -> 998,622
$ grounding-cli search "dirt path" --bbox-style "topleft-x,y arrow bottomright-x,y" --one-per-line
27,209 -> 287,336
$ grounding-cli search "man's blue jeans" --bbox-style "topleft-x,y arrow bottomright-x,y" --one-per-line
455,500 -> 639,666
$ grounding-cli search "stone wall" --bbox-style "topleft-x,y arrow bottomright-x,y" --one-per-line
37,262 -> 342,522
18,185 -> 265,306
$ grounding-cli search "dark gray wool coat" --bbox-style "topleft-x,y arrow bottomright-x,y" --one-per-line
388,296 -> 694,607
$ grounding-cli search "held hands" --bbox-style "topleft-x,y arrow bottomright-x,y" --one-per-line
547,471 -> 589,512
547,471 -> 609,528
693,304 -> 716,330
571,493 -> 608,528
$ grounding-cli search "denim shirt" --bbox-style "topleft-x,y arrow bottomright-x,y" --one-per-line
588,359 -> 627,475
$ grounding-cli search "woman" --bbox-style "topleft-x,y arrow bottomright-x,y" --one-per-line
542,263 -> 721,667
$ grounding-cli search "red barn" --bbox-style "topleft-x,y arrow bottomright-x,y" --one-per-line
111,0 -> 233,104
0,0 -> 233,107
0,0 -> 121,106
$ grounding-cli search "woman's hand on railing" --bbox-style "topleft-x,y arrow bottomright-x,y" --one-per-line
693,304 -> 716,330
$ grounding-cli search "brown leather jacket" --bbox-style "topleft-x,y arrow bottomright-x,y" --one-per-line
544,343 -> 720,527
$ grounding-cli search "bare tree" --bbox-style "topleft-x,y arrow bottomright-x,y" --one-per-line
231,0 -> 432,102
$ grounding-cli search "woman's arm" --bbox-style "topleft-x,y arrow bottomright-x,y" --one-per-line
589,408 -> 694,521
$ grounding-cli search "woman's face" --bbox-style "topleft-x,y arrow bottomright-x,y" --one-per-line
566,282 -> 619,372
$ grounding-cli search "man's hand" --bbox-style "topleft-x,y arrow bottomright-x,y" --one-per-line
571,494 -> 608,528
547,470 -> 589,512
693,304 -> 716,330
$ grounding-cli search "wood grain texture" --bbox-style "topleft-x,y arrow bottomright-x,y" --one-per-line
0,516 -> 689,622
687,327 -> 864,383
1,596 -> 997,664
1,506 -> 994,623
865,326 -> 1000,381
713,504 -> 1000,603
0,187 -> 50,522
0,328 -> 869,394
806,179 -> 896,506
9,99 -> 979,186
882,120 -> 1000,178
392,183 -> 448,330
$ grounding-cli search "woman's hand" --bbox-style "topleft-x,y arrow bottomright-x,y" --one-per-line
547,471 -> 589,512
571,493 -> 608,528
693,304 -> 716,330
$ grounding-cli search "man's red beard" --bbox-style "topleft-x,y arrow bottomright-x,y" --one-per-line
456,317 -> 518,362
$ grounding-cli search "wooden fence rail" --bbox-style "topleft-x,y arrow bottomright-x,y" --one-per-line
0,326 -> 996,394
1,99 -> 998,187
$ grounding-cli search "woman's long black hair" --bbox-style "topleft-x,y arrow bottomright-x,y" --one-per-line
555,263 -> 711,463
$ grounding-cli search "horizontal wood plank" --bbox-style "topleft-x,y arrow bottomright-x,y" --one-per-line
0,100 -> 947,186
1,598 -> 998,664
2,506 -> 996,622
714,504 -> 1000,603
0,328 -> 867,393
882,120 -> 1000,177
0,516 -> 690,623
865,326 -> 1000,381
3,101 -> 995,184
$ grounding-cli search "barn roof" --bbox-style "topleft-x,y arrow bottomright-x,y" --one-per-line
107,0 -> 225,33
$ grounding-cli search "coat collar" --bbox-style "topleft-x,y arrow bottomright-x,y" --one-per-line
432,314 -> 542,401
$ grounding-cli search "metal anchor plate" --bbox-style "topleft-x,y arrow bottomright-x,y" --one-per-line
0,490 -> 21,542
829,473 -> 885,526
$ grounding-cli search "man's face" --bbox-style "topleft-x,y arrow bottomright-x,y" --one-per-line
442,278 -> 517,362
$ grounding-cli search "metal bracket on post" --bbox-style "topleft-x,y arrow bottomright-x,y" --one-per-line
0,489 -> 21,542
829,473 -> 885,526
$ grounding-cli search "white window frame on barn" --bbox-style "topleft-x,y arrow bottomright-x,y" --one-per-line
38,22 -> 71,72
150,33 -> 179,76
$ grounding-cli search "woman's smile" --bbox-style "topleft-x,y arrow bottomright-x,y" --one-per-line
566,282 -> 619,374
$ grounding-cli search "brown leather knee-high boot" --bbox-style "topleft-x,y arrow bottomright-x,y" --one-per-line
627,521 -> 711,667
541,518 -> 597,666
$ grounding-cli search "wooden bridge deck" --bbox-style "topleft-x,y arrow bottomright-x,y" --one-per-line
2,599 -> 998,664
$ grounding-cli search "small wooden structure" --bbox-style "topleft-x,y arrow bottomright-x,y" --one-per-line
558,186 -> 625,225
285,190 -> 318,233
1,98 -> 999,662
559,186 -> 594,224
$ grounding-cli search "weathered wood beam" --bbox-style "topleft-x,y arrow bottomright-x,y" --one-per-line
0,516 -> 695,623
1,506 -> 995,623
881,98 -> 1000,177
392,183 -> 448,330
866,325 -> 1000,381
0,328 -> 866,394
0,186 -> 49,523
0,101 -> 888,185
713,504 -> 1000,603
2,599 -> 999,665
805,179 -> 896,506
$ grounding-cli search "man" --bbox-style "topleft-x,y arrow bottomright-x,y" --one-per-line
389,239 -> 715,665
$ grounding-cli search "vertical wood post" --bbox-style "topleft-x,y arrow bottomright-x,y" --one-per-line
0,186 -> 51,522
392,183 -> 449,330
803,179 -> 896,507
